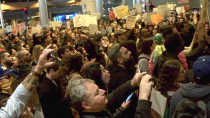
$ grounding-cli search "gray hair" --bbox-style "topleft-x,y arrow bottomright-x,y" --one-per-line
66,78 -> 94,112
107,43 -> 122,64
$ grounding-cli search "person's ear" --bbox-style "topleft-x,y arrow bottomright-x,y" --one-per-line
82,102 -> 91,110
117,57 -> 123,63
1,58 -> 4,63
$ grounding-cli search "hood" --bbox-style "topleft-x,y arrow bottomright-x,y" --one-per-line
138,53 -> 150,60
155,45 -> 166,57
179,83 -> 210,98
106,64 -> 128,75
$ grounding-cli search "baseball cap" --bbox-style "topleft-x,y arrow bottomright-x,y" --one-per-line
0,65 -> 12,77
115,29 -> 127,35
193,55 -> 210,79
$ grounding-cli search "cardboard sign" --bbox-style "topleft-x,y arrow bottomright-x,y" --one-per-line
129,8 -> 137,16
109,11 -> 116,20
91,13 -> 101,20
144,12 -> 157,22
126,16 -> 136,29
73,15 -> 93,27
32,27 -> 42,34
89,24 -> 98,35
0,29 -> 4,34
113,5 -> 124,17
116,6 -> 130,19
134,4 -> 142,13
12,28 -> 18,35
178,0 -> 189,4
6,25 -> 12,32
151,14 -> 163,24
167,2 -> 176,10
73,16 -> 83,27
153,8 -> 158,12
17,22 -> 26,33
88,16 -> 97,25
30,20 -> 40,27
176,6 -> 185,14
157,6 -> 170,19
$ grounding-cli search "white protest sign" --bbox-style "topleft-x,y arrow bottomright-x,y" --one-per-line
126,16 -> 136,29
82,0 -> 97,15
36,25 -> 42,28
143,12 -> 157,22
91,13 -> 101,20
89,24 -> 98,35
6,25 -> 12,32
157,6 -> 171,19
134,4 -> 142,13
176,6 -> 185,14
167,2 -> 176,10
113,5 -> 124,17
153,8 -> 158,12
32,27 -> 42,34
88,16 -> 97,25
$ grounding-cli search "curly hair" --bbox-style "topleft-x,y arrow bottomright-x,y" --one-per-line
156,59 -> 181,97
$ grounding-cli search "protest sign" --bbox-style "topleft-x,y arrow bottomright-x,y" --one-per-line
91,13 -> 101,20
144,12 -> 157,22
136,14 -> 141,21
0,29 -> 4,34
73,15 -> 91,27
88,16 -> 97,25
6,25 -> 12,32
82,0 -> 97,15
73,16 -> 83,27
32,27 -> 42,34
167,2 -> 176,10
178,0 -> 189,4
109,11 -> 116,20
201,0 -> 208,23
36,25 -> 42,28
116,6 -> 130,19
176,6 -> 185,14
126,16 -> 136,29
12,28 -> 18,35
67,20 -> 71,29
157,6 -> 170,19
134,4 -> 142,13
153,8 -> 158,12
158,19 -> 170,27
89,24 -> 98,35
17,22 -> 26,33
151,14 -> 163,24
113,5 -> 124,17
30,20 -> 40,27
129,8 -> 137,16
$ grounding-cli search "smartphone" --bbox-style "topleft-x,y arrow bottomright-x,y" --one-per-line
194,10 -> 197,13
47,51 -> 58,62
125,93 -> 134,103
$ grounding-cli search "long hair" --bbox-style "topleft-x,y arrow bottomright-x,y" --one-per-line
156,59 -> 181,96
32,45 -> 43,63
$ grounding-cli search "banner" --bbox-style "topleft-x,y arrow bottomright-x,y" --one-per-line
73,15 -> 96,27
89,24 -> 98,35
178,0 -> 189,4
113,5 -> 124,17
134,4 -> 142,13
109,11 -> 116,20
116,6 -> 130,19
82,0 -> 97,15
126,16 -> 136,29
151,14 -> 163,24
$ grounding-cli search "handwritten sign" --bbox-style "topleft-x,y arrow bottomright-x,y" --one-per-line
134,4 -> 142,13
153,8 -> 158,12
176,6 -> 185,14
144,12 -> 157,22
32,27 -> 42,34
157,6 -> 170,19
0,29 -> 4,34
88,16 -> 97,25
6,25 -> 12,32
167,2 -> 176,10
91,13 -> 101,20
151,14 -> 163,24
30,20 -> 40,27
126,16 -> 136,29
17,22 -> 26,33
89,24 -> 98,35
113,5 -> 124,17
12,28 -> 18,35
109,11 -> 116,20
116,6 -> 130,19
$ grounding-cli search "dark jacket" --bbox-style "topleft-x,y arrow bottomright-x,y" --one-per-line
170,83 -> 210,118
39,77 -> 73,118
80,81 -> 152,118
106,64 -> 133,94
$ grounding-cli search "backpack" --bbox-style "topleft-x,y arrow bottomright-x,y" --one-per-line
172,95 -> 210,118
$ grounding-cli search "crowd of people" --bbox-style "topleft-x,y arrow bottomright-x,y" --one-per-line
0,8 -> 210,118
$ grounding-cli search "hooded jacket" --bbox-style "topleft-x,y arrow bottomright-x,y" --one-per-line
170,83 -> 210,118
